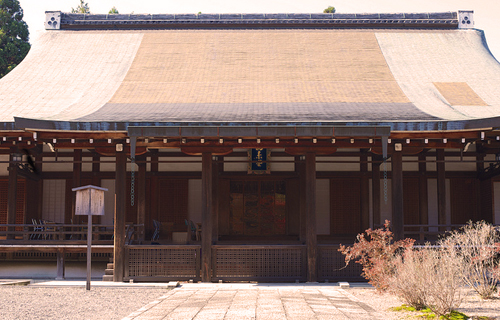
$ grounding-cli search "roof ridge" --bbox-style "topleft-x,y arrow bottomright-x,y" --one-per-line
45,11 -> 461,30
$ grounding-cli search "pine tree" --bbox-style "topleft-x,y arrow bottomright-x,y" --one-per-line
71,0 -> 90,14
323,6 -> 336,14
0,0 -> 30,78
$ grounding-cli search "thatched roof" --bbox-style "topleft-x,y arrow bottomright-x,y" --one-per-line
2,11 -> 500,131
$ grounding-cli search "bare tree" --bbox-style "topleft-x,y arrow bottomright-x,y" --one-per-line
441,221 -> 500,299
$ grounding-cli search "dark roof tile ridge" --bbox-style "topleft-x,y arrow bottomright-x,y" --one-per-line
61,11 -> 457,21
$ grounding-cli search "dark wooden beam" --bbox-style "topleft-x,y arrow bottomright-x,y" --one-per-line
212,156 -> 220,243
476,150 -> 493,222
113,150 -> 127,282
296,157 -> 306,242
305,152 -> 317,282
418,153 -> 429,225
360,151 -> 369,230
91,154 -> 100,185
285,147 -> 336,155
36,132 -> 127,140
389,130 -> 483,139
56,249 -> 65,280
391,147 -> 404,240
149,150 -> 159,234
137,155 -> 146,242
71,149 -> 82,224
181,147 -> 233,156
35,152 -> 43,222
201,152 -> 213,282
437,149 -> 446,227
6,149 -> 18,239
372,156 -> 382,227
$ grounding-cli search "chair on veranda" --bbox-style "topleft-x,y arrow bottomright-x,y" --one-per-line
151,220 -> 160,241
125,224 -> 135,245
31,219 -> 42,240
185,219 -> 201,241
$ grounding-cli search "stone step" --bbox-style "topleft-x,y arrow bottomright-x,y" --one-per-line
102,275 -> 114,282
104,269 -> 114,275
107,263 -> 114,269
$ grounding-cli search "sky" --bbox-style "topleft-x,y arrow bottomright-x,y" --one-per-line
17,0 -> 500,60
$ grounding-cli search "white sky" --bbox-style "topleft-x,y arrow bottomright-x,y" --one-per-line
18,0 -> 500,60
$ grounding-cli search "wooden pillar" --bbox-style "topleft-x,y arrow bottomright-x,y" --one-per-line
113,150 -> 127,282
150,150 -> 159,233
372,156 -> 381,228
71,149 -> 82,224
391,147 -> 404,240
25,149 -> 42,225
91,154 -> 100,186
137,155 -> 146,242
91,154 -> 101,224
212,156 -> 220,243
436,149 -> 446,227
201,152 -> 213,282
296,156 -> 306,242
418,153 -> 429,225
56,249 -> 65,280
35,152 -> 43,222
6,149 -> 18,239
305,152 -> 317,282
360,151 -> 370,230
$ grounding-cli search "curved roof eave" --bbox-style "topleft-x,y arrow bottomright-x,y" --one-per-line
13,117 -> 500,134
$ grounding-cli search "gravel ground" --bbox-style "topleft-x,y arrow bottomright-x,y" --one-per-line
1,284 -> 498,320
0,286 -> 170,320
350,287 -> 500,319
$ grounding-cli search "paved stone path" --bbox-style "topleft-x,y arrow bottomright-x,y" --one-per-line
122,284 -> 387,320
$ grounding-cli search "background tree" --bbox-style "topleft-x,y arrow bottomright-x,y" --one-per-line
0,0 -> 30,78
323,6 -> 336,13
109,6 -> 119,14
72,0 -> 90,14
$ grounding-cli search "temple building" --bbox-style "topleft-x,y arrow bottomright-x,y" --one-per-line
0,10 -> 499,282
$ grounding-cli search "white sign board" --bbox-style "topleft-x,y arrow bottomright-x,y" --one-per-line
72,185 -> 108,290
73,185 -> 108,216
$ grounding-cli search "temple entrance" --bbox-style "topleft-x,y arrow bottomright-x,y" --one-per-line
227,180 -> 286,237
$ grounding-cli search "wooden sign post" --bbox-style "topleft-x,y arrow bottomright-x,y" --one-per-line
72,185 -> 108,290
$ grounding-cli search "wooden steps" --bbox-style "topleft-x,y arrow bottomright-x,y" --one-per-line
102,257 -> 114,281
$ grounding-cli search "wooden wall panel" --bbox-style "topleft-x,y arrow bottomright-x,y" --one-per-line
480,179 -> 493,223
286,178 -> 300,235
158,179 -> 189,232
450,178 -> 478,224
330,178 -> 361,236
403,177 -> 420,225
218,179 -> 230,236
0,179 -> 25,225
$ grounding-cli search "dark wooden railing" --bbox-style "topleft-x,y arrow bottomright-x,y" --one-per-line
403,224 -> 466,242
0,224 -> 114,244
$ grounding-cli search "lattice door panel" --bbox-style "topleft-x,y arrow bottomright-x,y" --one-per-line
127,247 -> 199,280
318,246 -> 363,281
214,246 -> 305,281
